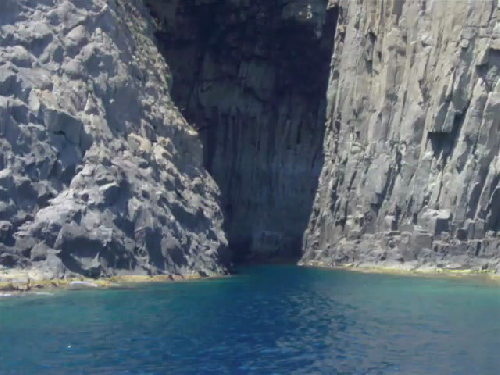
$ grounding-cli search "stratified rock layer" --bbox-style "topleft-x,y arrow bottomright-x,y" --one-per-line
302,0 -> 500,273
0,0 -> 228,279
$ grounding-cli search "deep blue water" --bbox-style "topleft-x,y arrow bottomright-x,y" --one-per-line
1,266 -> 500,374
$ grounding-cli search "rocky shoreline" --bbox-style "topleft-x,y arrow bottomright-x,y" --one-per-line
300,260 -> 500,283
0,266 -> 228,295
3,260 -> 499,298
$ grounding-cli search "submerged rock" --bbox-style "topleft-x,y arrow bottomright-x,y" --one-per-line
69,281 -> 99,288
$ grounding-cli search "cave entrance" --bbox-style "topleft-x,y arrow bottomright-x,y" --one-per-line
147,0 -> 339,263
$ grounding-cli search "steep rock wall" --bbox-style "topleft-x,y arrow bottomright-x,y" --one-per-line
0,0 -> 228,279
302,0 -> 500,272
147,0 -> 338,261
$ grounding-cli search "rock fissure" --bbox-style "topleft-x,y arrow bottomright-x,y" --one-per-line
147,0 -> 337,262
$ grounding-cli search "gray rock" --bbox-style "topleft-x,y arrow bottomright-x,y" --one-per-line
0,0 -> 229,279
147,0 -> 337,260
302,0 -> 500,273
4,0 -> 500,277
0,221 -> 13,243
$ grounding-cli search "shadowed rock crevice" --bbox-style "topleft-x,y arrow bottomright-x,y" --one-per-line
147,0 -> 338,262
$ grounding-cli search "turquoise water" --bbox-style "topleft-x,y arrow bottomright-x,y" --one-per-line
1,266 -> 500,374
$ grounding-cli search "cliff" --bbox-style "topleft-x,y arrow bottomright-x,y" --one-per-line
301,0 -> 500,273
3,0 -> 500,281
0,0 -> 228,281
147,0 -> 336,261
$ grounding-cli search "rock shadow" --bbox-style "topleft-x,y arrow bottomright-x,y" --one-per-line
147,0 -> 339,263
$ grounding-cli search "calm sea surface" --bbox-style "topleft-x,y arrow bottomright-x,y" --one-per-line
1,266 -> 500,374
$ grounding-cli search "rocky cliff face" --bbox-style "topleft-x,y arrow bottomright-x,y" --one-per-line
147,0 -> 338,261
0,0 -> 229,280
3,0 -> 500,279
301,0 -> 500,273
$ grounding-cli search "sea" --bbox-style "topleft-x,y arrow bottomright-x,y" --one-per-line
1,265 -> 500,374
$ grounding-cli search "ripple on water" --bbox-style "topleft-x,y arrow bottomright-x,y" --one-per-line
1,266 -> 500,374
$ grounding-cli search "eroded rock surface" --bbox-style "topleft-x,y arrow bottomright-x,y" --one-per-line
302,0 -> 500,273
4,0 -> 500,279
0,0 -> 228,280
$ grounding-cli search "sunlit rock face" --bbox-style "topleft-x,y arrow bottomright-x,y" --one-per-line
147,0 -> 338,262
302,0 -> 500,273
4,0 -> 500,278
0,0 -> 229,279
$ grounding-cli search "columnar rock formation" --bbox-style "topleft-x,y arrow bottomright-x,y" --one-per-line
147,0 -> 337,261
301,0 -> 500,272
3,0 -> 500,280
0,0 -> 229,279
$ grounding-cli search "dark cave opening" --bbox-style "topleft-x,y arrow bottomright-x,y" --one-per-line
146,0 -> 338,263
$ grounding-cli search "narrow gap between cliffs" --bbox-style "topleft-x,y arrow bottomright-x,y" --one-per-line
146,0 -> 339,265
